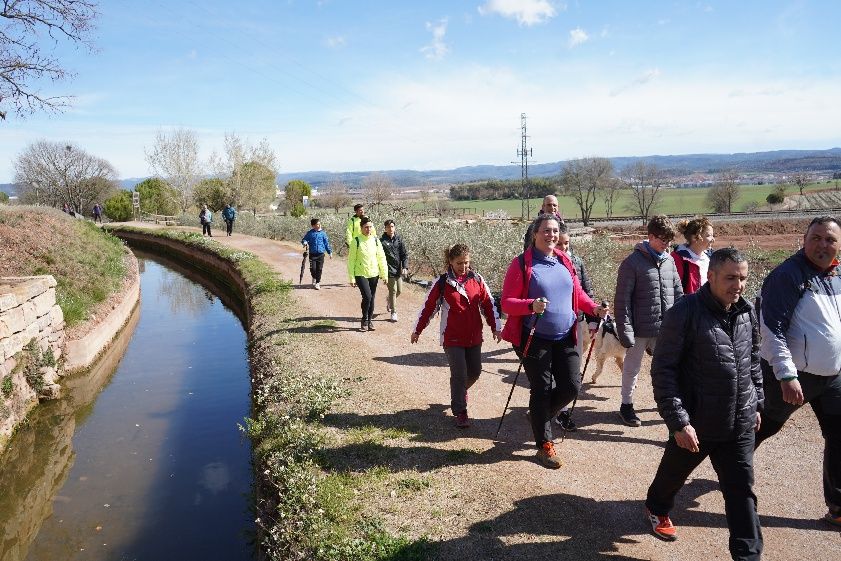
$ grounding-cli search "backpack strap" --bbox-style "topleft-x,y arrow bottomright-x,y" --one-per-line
436,273 -> 448,312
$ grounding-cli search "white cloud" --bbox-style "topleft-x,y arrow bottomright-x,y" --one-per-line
478,0 -> 561,27
610,68 -> 661,96
568,27 -> 589,48
326,35 -> 346,48
420,19 -> 449,60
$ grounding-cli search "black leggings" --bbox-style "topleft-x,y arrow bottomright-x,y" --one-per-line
355,276 -> 379,321
309,253 -> 325,283
202,222 -> 212,236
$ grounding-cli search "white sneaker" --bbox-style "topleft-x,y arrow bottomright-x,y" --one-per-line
390,312 -> 398,322
315,283 -> 321,290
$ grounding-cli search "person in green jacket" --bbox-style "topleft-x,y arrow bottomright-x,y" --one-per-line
345,203 -> 376,247
348,216 -> 387,332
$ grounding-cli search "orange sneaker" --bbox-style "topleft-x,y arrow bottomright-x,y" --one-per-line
647,509 -> 677,541
536,441 -> 562,469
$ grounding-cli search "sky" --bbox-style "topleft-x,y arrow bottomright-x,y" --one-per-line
2,0 -> 841,182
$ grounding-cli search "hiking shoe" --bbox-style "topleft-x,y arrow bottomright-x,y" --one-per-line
315,282 -> 320,290
536,441 -> 562,469
455,411 -> 470,428
390,312 -> 398,322
555,411 -> 577,432
824,511 -> 841,527
646,509 -> 677,541
367,321 -> 375,331
359,322 -> 368,332
619,403 -> 642,427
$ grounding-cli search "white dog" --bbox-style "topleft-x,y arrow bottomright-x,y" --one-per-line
586,315 -> 626,384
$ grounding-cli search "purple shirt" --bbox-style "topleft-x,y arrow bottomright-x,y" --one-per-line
527,248 -> 576,340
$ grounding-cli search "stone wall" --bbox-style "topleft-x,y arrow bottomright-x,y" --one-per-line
0,276 -> 65,449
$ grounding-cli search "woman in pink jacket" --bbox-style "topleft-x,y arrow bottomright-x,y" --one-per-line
412,244 -> 501,428
501,216 -> 608,469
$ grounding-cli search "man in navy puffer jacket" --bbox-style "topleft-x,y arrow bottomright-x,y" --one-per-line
645,248 -> 763,560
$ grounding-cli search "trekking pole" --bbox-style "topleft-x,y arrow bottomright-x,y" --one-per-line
495,298 -> 546,439
560,301 -> 609,444
298,245 -> 309,284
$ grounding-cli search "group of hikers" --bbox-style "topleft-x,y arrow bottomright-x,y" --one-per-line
198,203 -> 237,237
298,196 -> 840,560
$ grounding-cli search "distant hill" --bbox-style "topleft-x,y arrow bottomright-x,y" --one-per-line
7,148 -> 841,194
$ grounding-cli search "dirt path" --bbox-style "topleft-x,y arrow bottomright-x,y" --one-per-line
136,225 -> 839,560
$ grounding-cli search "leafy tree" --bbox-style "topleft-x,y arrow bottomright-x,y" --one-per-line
766,184 -> 786,205
561,157 -> 613,225
145,128 -> 202,212
103,190 -> 133,221
0,0 -> 99,120
0,191 -> 8,204
319,180 -> 351,212
706,170 -> 740,213
290,201 -> 307,218
284,179 -> 312,209
239,161 -> 276,214
621,161 -> 664,225
134,177 -> 179,215
14,141 -> 117,213
193,178 -> 230,212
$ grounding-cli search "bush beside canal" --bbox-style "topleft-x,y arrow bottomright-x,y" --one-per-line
106,226 -> 433,561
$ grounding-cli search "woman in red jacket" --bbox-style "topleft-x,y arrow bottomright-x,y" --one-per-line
501,216 -> 608,469
411,244 -> 502,428
671,217 -> 715,295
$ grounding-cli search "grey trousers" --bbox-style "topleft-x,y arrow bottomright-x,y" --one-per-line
444,345 -> 482,415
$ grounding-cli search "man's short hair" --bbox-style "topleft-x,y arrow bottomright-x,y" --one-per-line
647,215 -> 675,242
353,203 -> 364,211
709,247 -> 747,271
310,218 -> 320,226
807,215 -> 841,231
384,219 -> 395,227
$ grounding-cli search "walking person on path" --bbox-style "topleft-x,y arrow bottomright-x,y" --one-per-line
501,215 -> 608,468
645,248 -> 763,560
553,226 -> 598,432
301,217 -> 332,289
345,203 -> 375,247
222,203 -> 237,236
199,204 -> 213,237
92,202 -> 103,224
411,243 -> 502,428
347,216 -> 387,332
671,216 -> 715,295
755,216 -> 841,528
381,219 -> 409,322
614,215 -> 683,427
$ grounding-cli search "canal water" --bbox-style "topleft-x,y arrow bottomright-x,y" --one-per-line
0,251 -> 253,561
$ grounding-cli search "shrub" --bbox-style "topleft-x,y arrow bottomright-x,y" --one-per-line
104,191 -> 133,221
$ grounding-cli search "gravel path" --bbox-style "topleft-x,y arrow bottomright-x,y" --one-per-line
153,226 -> 839,560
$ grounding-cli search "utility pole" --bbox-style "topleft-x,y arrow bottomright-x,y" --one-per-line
512,113 -> 533,220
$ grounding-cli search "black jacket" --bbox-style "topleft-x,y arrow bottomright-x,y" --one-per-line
380,233 -> 408,277
651,284 -> 763,441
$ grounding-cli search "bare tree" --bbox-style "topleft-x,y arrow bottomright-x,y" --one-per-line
145,128 -> 202,212
603,177 -> 624,218
707,170 -> 740,213
621,161 -> 664,225
14,141 -> 116,213
210,133 -> 278,214
790,172 -> 812,196
320,179 -> 352,212
362,173 -> 394,210
561,156 -> 614,225
1,0 -> 99,120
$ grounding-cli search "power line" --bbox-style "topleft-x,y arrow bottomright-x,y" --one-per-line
511,113 -> 533,220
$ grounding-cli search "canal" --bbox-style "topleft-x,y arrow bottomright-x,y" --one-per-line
0,250 -> 253,561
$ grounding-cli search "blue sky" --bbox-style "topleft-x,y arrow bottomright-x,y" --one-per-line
3,0 -> 840,182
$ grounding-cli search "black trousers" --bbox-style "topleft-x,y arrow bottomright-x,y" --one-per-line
355,276 -> 379,321
756,369 -> 841,515
202,222 -> 212,236
521,330 -> 580,446
646,429 -> 762,561
309,253 -> 325,283
225,219 -> 233,235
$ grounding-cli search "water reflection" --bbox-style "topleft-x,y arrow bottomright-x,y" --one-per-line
0,253 -> 253,561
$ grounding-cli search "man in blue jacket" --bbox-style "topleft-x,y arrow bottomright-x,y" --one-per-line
645,248 -> 762,560
222,203 -> 237,236
756,216 -> 841,528
301,218 -> 332,289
